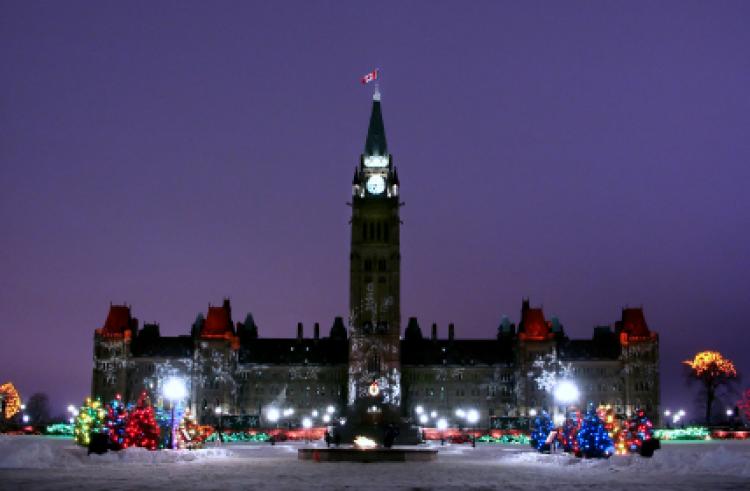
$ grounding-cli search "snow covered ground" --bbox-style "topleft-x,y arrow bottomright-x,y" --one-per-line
1,435 -> 749,490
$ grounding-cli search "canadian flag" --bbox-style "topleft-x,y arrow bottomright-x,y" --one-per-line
360,69 -> 379,85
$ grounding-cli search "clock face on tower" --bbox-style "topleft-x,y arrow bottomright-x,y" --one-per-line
366,175 -> 386,195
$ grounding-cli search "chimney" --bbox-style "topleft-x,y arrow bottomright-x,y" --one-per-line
314,322 -> 320,340
431,323 -> 437,341
448,323 -> 455,341
297,322 -> 303,340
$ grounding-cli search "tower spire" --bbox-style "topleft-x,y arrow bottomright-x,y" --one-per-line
364,88 -> 387,156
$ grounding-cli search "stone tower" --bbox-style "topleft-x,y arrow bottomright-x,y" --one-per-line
347,87 -> 403,425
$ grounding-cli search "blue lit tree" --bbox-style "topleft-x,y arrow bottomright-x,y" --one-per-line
576,405 -> 614,458
529,410 -> 554,452
104,395 -> 128,450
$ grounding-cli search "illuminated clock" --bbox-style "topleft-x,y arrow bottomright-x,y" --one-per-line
368,381 -> 380,397
366,175 -> 386,194
364,155 -> 388,168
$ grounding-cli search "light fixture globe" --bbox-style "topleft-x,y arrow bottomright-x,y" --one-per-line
267,407 -> 280,423
162,377 -> 187,402
467,409 -> 479,425
554,380 -> 579,404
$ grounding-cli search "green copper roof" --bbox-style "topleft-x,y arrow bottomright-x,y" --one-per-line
364,99 -> 388,156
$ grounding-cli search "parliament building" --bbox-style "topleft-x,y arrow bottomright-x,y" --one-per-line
92,90 -> 660,430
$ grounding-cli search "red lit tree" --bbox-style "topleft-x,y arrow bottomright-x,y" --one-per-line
684,351 -> 738,425
123,392 -> 161,450
737,389 -> 750,422
104,395 -> 128,450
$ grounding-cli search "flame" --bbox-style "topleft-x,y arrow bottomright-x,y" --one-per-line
353,436 -> 377,449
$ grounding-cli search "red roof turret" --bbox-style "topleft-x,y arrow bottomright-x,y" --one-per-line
200,299 -> 235,339
518,299 -> 554,341
97,304 -> 135,338
616,307 -> 657,345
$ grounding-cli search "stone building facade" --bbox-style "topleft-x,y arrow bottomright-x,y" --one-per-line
92,91 -> 660,428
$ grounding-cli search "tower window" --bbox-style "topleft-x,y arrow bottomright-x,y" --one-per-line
376,222 -> 381,241
369,222 -> 375,240
364,259 -> 372,272
384,223 -> 389,241
378,259 -> 386,272
368,354 -> 381,374
362,222 -> 367,241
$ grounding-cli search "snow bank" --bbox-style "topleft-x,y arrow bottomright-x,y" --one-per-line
0,436 -> 232,469
500,443 -> 750,477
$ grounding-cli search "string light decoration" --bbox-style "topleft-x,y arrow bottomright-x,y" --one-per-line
653,426 -> 710,441
596,405 -> 627,455
737,388 -> 750,421
529,410 -> 554,452
684,351 -> 738,424
0,382 -> 21,420
684,351 -> 737,377
73,397 -> 106,446
176,409 -> 207,449
626,408 -> 659,457
104,395 -> 129,450
575,405 -> 614,458
123,391 -> 161,450
560,414 -> 581,454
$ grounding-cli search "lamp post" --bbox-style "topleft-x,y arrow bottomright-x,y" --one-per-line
467,409 -> 479,447
215,406 -> 224,443
437,417 -> 448,446
162,377 -> 187,450
553,380 -> 579,453
302,417 -> 312,443
267,407 -> 280,429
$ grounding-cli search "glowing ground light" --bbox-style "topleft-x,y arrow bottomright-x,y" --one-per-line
353,436 -> 377,448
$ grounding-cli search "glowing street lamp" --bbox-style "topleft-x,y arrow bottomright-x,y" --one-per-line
322,414 -> 331,423
415,405 -> 424,415
726,408 -> 734,417
554,381 -> 579,405
419,414 -> 429,425
430,410 -> 438,419
267,407 -> 280,425
162,377 -> 187,449
326,405 -> 335,414
664,409 -> 671,417
529,408 -> 538,417
455,408 -> 465,418
436,417 -> 448,446
302,416 -> 313,443
466,409 -> 479,425
312,410 -> 319,418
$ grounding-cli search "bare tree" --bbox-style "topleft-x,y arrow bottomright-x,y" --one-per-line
25,392 -> 51,425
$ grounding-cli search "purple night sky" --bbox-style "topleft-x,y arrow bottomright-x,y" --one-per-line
1,1 -> 748,417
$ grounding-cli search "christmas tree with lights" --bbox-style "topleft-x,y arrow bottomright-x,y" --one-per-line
73,397 -> 106,447
123,392 -> 161,450
576,405 -> 614,458
176,409 -> 205,449
626,408 -> 659,457
560,414 -> 580,453
104,395 -> 128,450
530,411 -> 554,452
